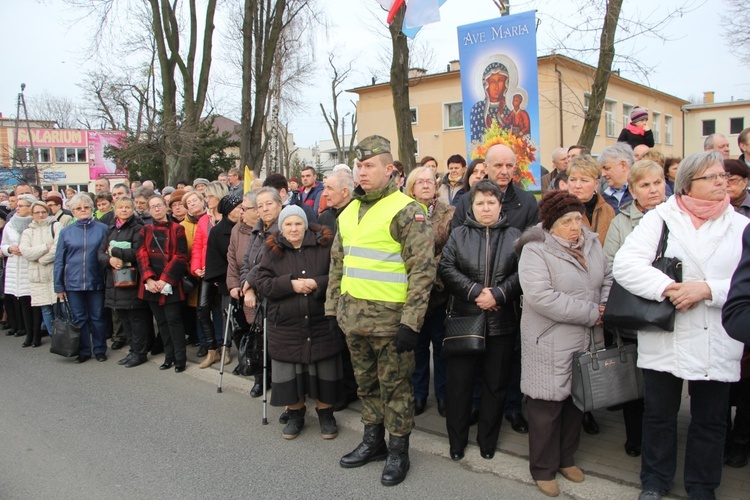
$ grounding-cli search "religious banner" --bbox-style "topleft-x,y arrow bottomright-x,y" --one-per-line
457,10 -> 540,191
87,131 -> 127,178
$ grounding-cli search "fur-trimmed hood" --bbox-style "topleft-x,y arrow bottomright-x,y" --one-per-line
515,223 -> 598,256
264,223 -> 333,257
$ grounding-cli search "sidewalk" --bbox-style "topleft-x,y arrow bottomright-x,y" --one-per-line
185,345 -> 748,499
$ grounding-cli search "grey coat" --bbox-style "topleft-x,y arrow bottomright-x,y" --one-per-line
602,200 -> 644,267
516,225 -> 612,402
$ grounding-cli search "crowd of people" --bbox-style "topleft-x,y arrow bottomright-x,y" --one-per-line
3,117 -> 750,498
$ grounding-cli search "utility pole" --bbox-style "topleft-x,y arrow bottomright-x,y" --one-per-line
12,83 -> 39,183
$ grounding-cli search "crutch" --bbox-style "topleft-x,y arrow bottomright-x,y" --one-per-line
216,299 -> 235,393
261,299 -> 269,425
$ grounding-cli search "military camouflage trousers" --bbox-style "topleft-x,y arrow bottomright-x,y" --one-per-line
346,333 -> 416,436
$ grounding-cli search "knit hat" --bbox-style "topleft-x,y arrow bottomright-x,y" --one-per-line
724,159 -> 750,179
193,178 -> 209,188
169,189 -> 187,207
289,177 -> 300,184
539,190 -> 585,231
46,193 -> 63,206
630,106 -> 649,124
161,186 -> 175,196
278,204 -> 308,230
218,194 -> 243,217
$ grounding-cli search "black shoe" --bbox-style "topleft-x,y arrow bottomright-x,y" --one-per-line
174,365 -> 186,373
21,341 -> 32,348
316,407 -> 338,439
450,449 -> 464,461
74,355 -> 90,364
15,330 -> 25,337
118,353 -> 134,366
725,440 -> 749,468
414,398 -> 427,416
625,441 -> 642,457
95,354 -> 107,362
125,355 -> 147,368
436,398 -> 446,418
480,448 -> 495,460
279,410 -> 290,424
282,408 -> 305,439
159,362 -> 174,370
381,434 -> 411,486
469,407 -> 480,426
250,382 -> 263,398
111,341 -> 125,350
5,329 -> 16,336
340,424 -> 389,468
196,345 -> 208,357
505,412 -> 529,434
582,412 -> 599,435
638,491 -> 662,500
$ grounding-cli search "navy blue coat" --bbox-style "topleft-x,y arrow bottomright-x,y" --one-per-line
54,218 -> 108,293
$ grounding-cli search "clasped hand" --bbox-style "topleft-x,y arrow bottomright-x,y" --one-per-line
663,281 -> 711,313
475,287 -> 499,311
145,278 -> 167,294
292,278 -> 317,294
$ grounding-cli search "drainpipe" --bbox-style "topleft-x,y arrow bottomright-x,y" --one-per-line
554,62 -> 563,147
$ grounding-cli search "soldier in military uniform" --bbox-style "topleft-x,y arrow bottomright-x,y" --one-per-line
325,136 -> 435,486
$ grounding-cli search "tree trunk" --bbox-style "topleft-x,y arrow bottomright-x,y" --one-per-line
239,0 -> 256,174
577,0 -> 623,149
388,5 -> 416,173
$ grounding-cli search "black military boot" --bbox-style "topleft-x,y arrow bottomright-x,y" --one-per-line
381,433 -> 410,486
339,423 -> 388,468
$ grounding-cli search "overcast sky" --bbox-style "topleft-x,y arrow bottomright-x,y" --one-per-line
3,0 -> 747,149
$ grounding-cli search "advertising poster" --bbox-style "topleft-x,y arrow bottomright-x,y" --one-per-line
87,131 -> 127,179
457,10 -> 541,191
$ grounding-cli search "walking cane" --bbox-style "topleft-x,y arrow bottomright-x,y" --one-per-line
261,298 -> 269,425
216,299 -> 235,393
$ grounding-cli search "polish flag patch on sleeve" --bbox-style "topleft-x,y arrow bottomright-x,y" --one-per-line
414,213 -> 425,222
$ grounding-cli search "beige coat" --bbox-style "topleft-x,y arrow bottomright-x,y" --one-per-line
19,217 -> 61,306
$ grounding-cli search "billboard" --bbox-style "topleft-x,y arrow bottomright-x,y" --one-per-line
87,131 -> 127,179
457,10 -> 540,191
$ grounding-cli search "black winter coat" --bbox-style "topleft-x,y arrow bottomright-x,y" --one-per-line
617,128 -> 655,149
97,215 -> 147,310
439,214 -> 522,337
254,224 -> 344,364
451,182 -> 539,232
204,217 -> 236,295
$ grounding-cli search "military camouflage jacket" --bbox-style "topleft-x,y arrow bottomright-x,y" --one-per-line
325,176 -> 436,336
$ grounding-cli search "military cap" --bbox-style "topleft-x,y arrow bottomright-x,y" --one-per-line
356,135 -> 391,161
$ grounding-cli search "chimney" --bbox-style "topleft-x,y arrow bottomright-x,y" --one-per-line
449,60 -> 460,71
408,68 -> 427,79
703,91 -> 715,104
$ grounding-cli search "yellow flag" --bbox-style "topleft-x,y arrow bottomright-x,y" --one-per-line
243,165 -> 254,194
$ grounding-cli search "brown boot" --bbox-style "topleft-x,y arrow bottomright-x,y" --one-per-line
222,346 -> 231,364
558,466 -> 584,483
536,480 -> 560,497
199,349 -> 219,369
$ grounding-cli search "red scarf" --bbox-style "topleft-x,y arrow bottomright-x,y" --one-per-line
626,123 -> 645,136
676,194 -> 730,229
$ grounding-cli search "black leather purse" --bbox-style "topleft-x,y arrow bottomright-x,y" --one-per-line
603,222 -> 682,331
442,308 -> 487,357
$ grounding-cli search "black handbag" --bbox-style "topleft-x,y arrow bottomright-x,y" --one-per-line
151,231 -> 195,294
113,267 -> 138,288
50,299 -> 81,358
237,307 -> 264,376
602,222 -> 682,331
442,310 -> 487,357
571,328 -> 643,412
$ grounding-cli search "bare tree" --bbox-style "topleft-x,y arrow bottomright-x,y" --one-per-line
721,0 -> 750,65
320,54 -> 358,166
388,4 -> 416,173
25,91 -> 84,129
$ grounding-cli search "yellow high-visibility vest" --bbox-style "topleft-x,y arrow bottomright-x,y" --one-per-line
339,190 -> 419,303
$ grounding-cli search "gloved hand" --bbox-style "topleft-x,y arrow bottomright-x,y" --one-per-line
395,325 -> 418,353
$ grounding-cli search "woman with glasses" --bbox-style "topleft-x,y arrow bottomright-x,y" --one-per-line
2,194 -> 37,341
180,191 -> 208,354
19,201 -> 60,347
724,159 -> 750,217
614,151 -> 749,500
405,166 -> 455,418
53,194 -> 109,363
227,192 -> 258,333
136,195 -> 190,372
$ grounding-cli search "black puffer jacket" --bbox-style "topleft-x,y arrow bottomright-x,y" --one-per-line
97,215 -> 147,310
254,224 -> 344,364
451,182 -> 539,232
439,213 -> 522,336
204,217 -> 236,295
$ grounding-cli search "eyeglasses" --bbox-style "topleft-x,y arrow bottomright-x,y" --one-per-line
727,176 -> 746,186
692,172 -> 730,183
241,205 -> 256,212
73,206 -> 92,211
415,179 -> 436,186
32,210 -> 48,215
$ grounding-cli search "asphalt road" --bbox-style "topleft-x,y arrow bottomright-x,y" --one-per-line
0,335 -> 547,500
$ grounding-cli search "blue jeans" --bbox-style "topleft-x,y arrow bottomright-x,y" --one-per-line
640,369 -> 730,498
66,291 -> 107,356
413,306 -> 447,400
41,305 -> 54,336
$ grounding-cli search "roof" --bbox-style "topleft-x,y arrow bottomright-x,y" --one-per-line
207,115 -> 240,141
682,99 -> 750,111
348,53 -> 689,105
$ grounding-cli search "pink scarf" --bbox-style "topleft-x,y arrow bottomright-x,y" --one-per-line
626,123 -> 645,136
676,194 -> 730,229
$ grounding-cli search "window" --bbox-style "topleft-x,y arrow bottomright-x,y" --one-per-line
15,147 -> 51,163
605,100 -> 617,137
413,138 -> 419,157
702,120 -> 716,137
55,147 -> 87,163
443,102 -> 463,129
665,115 -> 673,145
652,111 -> 661,144
410,107 -> 418,125
731,117 -> 745,135
622,103 -> 633,129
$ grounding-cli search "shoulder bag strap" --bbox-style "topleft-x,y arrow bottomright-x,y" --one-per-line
655,221 -> 669,260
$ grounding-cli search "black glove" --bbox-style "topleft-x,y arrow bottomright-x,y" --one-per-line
395,325 -> 418,353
